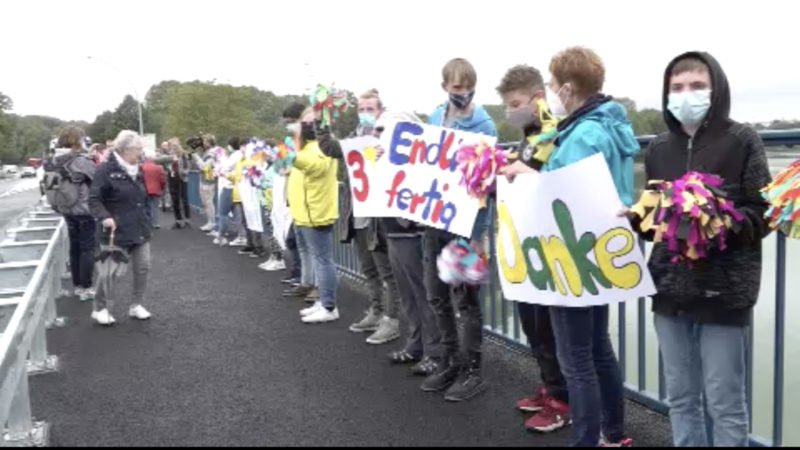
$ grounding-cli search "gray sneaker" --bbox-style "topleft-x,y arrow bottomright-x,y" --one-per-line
366,317 -> 400,345
348,311 -> 382,333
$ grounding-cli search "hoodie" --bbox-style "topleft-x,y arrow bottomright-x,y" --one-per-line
542,95 -> 640,206
428,102 -> 497,240
643,51 -> 771,326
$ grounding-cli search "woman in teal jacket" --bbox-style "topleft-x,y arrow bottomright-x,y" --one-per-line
544,47 -> 637,447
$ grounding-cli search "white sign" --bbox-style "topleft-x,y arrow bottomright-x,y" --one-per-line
341,122 -> 494,237
495,153 -> 655,307
238,177 -> 263,233
270,174 -> 292,250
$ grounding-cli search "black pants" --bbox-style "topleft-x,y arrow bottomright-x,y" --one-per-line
168,176 -> 190,222
241,205 -> 264,252
422,227 -> 483,363
64,214 -> 96,289
286,224 -> 301,279
518,302 -> 569,402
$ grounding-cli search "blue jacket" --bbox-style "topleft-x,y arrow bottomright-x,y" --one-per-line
542,98 -> 639,206
428,102 -> 497,239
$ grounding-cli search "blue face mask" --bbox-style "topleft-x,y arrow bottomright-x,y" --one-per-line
449,91 -> 475,110
358,112 -> 376,127
668,89 -> 711,127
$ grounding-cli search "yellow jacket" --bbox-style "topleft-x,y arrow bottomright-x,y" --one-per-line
287,140 -> 339,227
229,157 -> 248,203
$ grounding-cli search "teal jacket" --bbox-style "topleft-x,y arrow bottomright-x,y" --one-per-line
542,98 -> 639,206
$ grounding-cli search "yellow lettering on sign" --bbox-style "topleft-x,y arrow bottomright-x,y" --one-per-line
594,227 -> 641,289
497,201 -> 526,283
540,236 -> 582,296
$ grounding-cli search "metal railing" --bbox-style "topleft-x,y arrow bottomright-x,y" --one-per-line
185,129 -> 800,447
0,202 -> 67,446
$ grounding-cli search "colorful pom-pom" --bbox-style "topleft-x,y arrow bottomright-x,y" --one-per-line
762,159 -> 800,238
309,84 -> 349,128
456,140 -> 510,207
273,136 -> 297,175
631,171 -> 744,263
436,238 -> 489,285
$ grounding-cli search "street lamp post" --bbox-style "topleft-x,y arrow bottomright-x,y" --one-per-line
86,56 -> 144,136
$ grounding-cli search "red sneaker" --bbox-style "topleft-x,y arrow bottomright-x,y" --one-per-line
600,437 -> 633,447
524,397 -> 570,433
516,386 -> 547,412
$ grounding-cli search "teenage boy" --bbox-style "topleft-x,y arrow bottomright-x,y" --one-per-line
496,64 -> 570,433
345,89 -> 402,346
420,58 -> 497,402
639,51 -> 770,447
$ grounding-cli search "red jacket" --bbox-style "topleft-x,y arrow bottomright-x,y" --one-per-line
142,160 -> 167,196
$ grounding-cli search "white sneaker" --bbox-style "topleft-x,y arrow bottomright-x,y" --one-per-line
300,301 -> 323,317
302,307 -> 340,324
200,223 -> 214,232
214,237 -> 229,246
229,237 -> 247,247
266,259 -> 286,271
129,304 -> 152,320
91,309 -> 116,326
258,261 -> 273,271
208,230 -> 220,238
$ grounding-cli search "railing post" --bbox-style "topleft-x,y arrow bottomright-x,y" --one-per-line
772,233 -> 786,447
3,373 -> 48,446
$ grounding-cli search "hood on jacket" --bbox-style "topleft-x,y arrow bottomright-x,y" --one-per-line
428,102 -> 494,132
662,51 -> 731,135
558,99 -> 640,158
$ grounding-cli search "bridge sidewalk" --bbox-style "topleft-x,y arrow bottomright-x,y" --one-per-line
28,216 -> 672,446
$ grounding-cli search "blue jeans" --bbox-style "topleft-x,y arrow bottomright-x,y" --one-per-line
550,305 -> 625,447
298,225 -> 338,309
654,313 -> 749,447
216,188 -> 236,237
294,226 -> 315,286
145,195 -> 160,227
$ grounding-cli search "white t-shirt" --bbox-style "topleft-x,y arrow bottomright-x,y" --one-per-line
217,150 -> 243,190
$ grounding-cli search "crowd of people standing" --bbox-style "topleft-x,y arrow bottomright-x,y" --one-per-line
41,45 -> 770,447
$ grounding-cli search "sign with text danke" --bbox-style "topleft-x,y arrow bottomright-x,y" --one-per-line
342,122 -> 495,237
496,153 -> 655,307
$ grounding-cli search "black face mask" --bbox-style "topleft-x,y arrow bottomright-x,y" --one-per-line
301,122 -> 316,141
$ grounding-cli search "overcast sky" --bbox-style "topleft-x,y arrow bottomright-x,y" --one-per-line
1,0 -> 798,124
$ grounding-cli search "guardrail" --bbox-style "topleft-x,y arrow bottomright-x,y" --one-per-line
0,202 -> 66,446
186,128 -> 800,447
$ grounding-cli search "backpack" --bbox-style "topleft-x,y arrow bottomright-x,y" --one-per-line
41,155 -> 83,213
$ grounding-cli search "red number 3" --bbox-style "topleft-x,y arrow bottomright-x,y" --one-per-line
347,150 -> 369,202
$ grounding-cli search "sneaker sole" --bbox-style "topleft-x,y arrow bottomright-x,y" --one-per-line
302,317 -> 340,324
348,325 -> 380,333
518,406 -> 545,413
444,380 -> 487,402
421,378 -> 458,393
366,332 -> 401,345
525,419 -> 568,433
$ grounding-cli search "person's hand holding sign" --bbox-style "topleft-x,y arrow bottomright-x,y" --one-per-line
499,160 -> 537,182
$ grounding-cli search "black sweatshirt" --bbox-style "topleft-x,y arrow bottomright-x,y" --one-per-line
643,51 -> 771,326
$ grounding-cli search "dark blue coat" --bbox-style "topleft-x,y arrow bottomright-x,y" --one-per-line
89,154 -> 151,249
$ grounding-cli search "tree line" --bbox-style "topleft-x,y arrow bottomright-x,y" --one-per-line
1,83 -> 796,165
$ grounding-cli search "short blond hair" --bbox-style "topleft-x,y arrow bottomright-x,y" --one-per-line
442,58 -> 477,89
549,47 -> 605,98
167,137 -> 183,155
359,88 -> 383,109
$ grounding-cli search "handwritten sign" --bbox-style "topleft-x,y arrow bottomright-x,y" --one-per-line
342,122 -> 494,237
496,153 -> 655,307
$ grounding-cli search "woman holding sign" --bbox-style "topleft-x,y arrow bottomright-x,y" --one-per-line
287,108 -> 341,324
536,47 -> 637,447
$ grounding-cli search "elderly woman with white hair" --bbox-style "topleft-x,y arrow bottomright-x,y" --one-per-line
88,130 -> 153,326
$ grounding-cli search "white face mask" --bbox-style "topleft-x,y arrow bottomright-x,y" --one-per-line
546,84 -> 569,117
286,123 -> 300,133
667,89 -> 711,127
